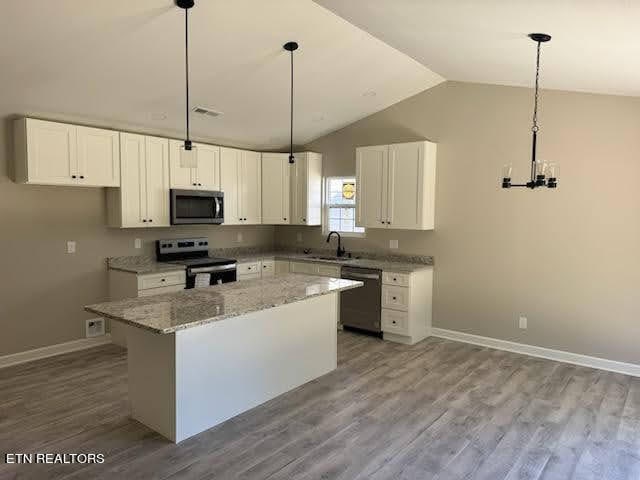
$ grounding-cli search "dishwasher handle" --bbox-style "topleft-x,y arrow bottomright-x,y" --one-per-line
342,272 -> 380,280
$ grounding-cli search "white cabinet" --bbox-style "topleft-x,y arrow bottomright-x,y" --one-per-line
14,118 -> 120,187
290,152 -> 322,226
169,140 -> 220,190
107,133 -> 170,228
261,259 -> 275,277
380,267 -> 433,345
220,147 -> 262,225
290,261 -> 341,277
275,260 -> 290,274
356,141 -> 436,230
261,153 -> 290,224
108,269 -> 186,347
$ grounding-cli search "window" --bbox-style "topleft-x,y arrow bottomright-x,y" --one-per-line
324,177 -> 365,236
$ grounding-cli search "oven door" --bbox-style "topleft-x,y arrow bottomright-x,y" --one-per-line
170,189 -> 224,225
186,264 -> 237,289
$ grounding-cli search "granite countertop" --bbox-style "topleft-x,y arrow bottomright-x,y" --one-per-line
107,256 -> 185,274
85,274 -> 362,334
236,251 -> 432,273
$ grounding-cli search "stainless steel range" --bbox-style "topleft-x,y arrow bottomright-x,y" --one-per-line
156,237 -> 236,289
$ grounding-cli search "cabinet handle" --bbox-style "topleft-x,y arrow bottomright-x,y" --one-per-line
198,183 -> 202,186
392,296 -> 397,300
393,277 -> 397,281
149,219 -> 153,222
142,219 -> 147,222
71,175 -> 77,179
392,320 -> 397,324
80,175 -> 84,179
161,278 -> 166,282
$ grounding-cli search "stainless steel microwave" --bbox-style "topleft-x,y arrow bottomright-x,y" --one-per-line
170,189 -> 224,225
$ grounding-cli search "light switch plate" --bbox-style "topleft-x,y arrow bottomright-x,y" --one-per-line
237,232 -> 243,243
66,241 -> 76,254
389,239 -> 399,249
134,238 -> 142,249
519,316 -> 528,329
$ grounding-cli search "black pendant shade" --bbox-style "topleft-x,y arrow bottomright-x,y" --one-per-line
502,33 -> 558,190
284,41 -> 298,164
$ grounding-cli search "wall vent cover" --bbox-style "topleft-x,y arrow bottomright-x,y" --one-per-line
193,106 -> 223,118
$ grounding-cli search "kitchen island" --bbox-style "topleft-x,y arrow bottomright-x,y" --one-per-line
85,274 -> 362,443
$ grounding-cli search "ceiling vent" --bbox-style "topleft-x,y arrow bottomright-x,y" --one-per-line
193,106 -> 223,118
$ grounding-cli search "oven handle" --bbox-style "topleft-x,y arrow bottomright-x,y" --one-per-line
190,264 -> 237,274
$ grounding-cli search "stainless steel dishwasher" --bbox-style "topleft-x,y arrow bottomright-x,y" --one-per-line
340,266 -> 382,335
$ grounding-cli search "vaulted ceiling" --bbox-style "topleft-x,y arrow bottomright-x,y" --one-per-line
315,0 -> 640,97
0,0 -> 443,150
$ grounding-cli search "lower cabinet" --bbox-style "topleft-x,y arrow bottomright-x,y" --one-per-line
289,261 -> 341,277
380,268 -> 433,345
108,269 -> 186,347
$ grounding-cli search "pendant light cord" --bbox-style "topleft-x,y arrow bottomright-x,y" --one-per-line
289,48 -> 294,162
532,40 -> 541,134
184,7 -> 191,145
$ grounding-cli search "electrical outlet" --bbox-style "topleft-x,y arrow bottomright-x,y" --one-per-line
86,318 -> 105,338
296,233 -> 303,243
237,232 -> 243,243
519,316 -> 528,329
66,241 -> 76,254
134,238 -> 142,249
389,239 -> 399,249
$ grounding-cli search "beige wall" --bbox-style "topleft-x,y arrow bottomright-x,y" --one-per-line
0,114 -> 274,356
277,81 -> 640,364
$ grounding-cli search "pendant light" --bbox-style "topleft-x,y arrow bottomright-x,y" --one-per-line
284,41 -> 299,164
177,0 -> 197,168
502,33 -> 558,189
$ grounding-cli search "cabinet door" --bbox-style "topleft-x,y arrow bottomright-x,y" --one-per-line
119,133 -> 147,227
220,147 -> 242,225
25,119 -> 78,185
356,145 -> 388,228
144,136 -> 170,227
290,261 -> 318,275
76,126 -> 120,187
291,155 -> 308,225
195,143 -> 221,190
169,139 -> 196,189
261,153 -> 290,224
305,152 -> 323,226
241,150 -> 262,224
388,142 -> 424,230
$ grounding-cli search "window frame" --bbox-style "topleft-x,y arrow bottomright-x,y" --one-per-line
322,176 -> 366,238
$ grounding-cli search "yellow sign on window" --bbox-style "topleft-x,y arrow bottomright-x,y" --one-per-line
342,182 -> 355,200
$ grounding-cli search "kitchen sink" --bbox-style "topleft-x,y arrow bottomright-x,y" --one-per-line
308,255 -> 358,262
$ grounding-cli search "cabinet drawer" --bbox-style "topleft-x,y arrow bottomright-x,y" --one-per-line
275,260 -> 290,274
237,261 -> 261,275
238,273 -> 261,281
383,272 -> 410,287
382,285 -> 409,311
381,309 -> 409,335
261,260 -> 275,277
290,261 -> 317,275
317,264 -> 341,277
138,284 -> 185,297
137,271 -> 185,290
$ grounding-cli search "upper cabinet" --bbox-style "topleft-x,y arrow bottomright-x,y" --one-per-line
356,141 -> 436,230
261,153 -> 290,225
220,147 -> 262,225
107,133 -> 169,228
14,118 -> 120,187
169,140 -> 220,190
290,152 -> 322,226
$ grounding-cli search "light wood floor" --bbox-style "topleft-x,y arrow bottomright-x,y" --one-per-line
1,331 -> 640,480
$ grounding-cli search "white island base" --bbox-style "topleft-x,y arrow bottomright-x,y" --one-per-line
126,293 -> 338,443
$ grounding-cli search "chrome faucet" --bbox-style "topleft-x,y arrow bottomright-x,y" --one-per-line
326,231 -> 346,257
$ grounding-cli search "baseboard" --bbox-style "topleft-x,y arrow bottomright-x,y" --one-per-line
431,328 -> 640,378
0,333 -> 113,369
